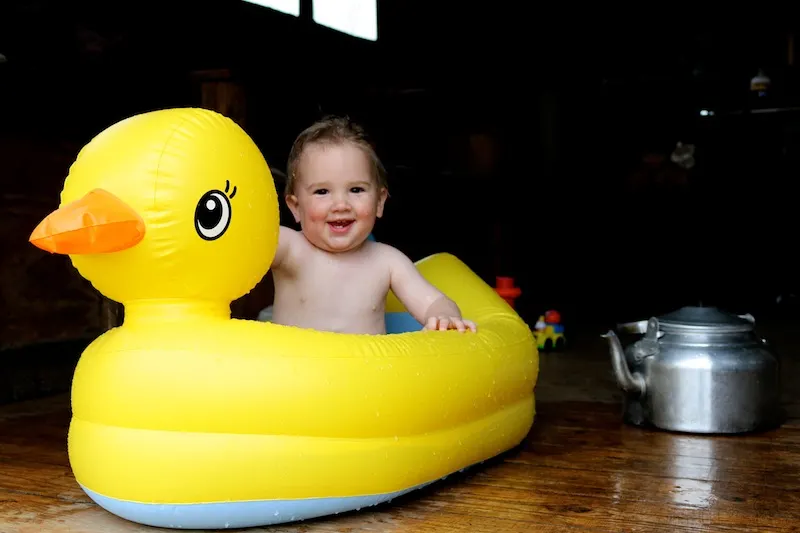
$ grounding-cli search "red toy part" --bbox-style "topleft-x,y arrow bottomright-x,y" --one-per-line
544,310 -> 561,324
495,276 -> 521,308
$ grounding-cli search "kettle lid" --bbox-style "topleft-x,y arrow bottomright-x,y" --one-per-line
657,306 -> 754,333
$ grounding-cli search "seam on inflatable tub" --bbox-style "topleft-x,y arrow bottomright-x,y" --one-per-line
152,115 -> 194,211
72,395 -> 536,436
94,337 -> 535,360
81,483 -> 425,506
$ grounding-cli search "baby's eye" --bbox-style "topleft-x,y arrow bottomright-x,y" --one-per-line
313,188 -> 329,195
350,187 -> 365,193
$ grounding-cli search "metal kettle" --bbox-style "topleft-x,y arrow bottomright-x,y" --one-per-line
602,306 -> 782,434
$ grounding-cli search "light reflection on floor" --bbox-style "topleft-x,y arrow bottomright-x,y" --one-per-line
668,436 -> 717,509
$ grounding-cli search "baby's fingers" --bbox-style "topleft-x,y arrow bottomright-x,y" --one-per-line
453,318 -> 477,332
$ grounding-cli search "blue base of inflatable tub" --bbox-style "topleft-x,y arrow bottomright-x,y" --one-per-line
81,481 -> 434,529
259,311 -> 422,334
385,312 -> 423,334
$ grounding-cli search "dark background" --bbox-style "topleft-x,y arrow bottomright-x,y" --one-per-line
3,2 -> 800,351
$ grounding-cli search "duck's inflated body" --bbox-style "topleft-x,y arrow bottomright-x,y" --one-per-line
30,108 -> 538,529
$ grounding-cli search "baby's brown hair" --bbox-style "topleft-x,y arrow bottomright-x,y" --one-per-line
285,115 -> 387,196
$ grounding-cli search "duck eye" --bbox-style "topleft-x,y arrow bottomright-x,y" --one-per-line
195,190 -> 231,241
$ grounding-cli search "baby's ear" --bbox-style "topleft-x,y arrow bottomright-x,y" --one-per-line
285,194 -> 301,223
376,187 -> 389,218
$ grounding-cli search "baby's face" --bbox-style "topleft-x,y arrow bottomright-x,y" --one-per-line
287,142 -> 387,253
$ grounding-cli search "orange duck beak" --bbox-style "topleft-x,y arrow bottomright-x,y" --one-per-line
29,188 -> 145,255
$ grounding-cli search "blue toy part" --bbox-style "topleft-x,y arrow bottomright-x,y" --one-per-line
552,324 -> 565,334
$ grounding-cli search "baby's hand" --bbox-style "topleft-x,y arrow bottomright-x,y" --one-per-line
423,316 -> 477,333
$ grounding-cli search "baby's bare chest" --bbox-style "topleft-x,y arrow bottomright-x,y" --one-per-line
293,256 -> 390,311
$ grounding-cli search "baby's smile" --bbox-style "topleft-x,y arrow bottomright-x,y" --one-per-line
328,219 -> 355,233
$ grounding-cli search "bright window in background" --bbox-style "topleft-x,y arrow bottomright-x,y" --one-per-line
241,0 -> 300,17
312,0 -> 377,41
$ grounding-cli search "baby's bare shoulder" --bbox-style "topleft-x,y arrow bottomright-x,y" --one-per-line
279,225 -> 302,243
370,241 -> 401,257
275,226 -> 310,272
369,242 -> 414,267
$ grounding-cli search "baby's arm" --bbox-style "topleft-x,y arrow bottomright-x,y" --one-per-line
385,246 -> 477,333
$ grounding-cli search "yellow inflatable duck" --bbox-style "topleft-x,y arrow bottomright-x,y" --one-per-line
29,108 -> 538,529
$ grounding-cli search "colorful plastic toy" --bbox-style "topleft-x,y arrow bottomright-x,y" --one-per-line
533,310 -> 566,351
495,276 -> 522,308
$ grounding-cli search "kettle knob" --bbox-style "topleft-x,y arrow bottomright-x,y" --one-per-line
644,317 -> 659,341
631,317 -> 660,361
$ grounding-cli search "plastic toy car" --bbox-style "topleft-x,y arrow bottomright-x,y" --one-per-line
533,310 -> 565,351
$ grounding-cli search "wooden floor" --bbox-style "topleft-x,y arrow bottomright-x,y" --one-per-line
2,324 -> 799,532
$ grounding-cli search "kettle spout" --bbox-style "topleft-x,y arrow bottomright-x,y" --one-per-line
602,330 -> 646,396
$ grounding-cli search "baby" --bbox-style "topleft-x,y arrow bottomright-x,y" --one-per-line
269,116 -> 477,335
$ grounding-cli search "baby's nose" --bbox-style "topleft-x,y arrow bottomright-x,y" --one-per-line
331,195 -> 351,210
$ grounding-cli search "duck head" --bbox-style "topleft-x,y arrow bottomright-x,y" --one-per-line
29,108 -> 280,306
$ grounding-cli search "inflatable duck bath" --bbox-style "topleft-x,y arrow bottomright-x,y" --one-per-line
29,108 -> 539,529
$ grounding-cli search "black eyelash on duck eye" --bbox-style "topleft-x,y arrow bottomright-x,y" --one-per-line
223,180 -> 237,199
